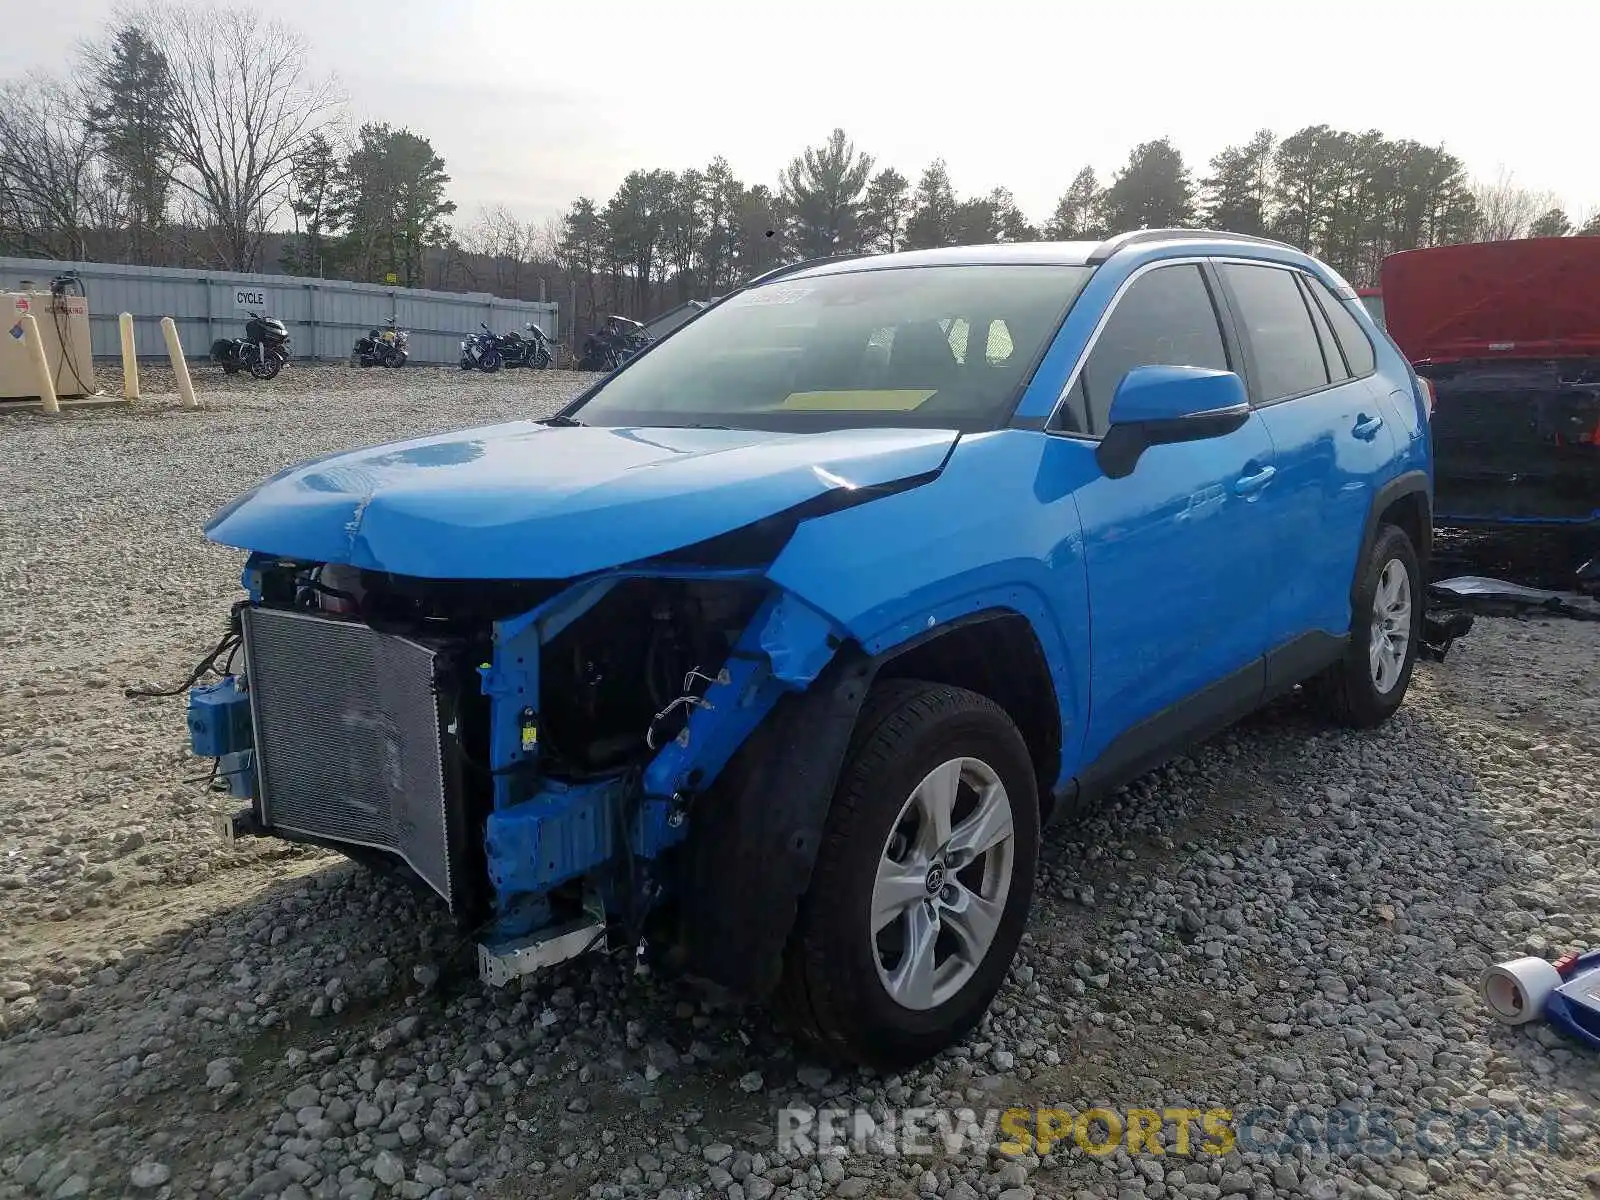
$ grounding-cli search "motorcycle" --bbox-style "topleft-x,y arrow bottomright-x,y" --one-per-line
460,323 -> 503,372
577,314 -> 650,371
351,317 -> 409,368
493,321 -> 554,369
211,312 -> 291,380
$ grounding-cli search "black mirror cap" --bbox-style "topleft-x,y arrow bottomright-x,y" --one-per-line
1095,403 -> 1252,480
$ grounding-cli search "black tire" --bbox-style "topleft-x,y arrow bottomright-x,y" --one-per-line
1307,523 -> 1422,728
777,680 -> 1039,1071
479,350 -> 502,373
249,355 -> 283,380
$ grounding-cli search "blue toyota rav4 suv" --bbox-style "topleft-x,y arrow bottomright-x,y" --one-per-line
190,229 -> 1432,1069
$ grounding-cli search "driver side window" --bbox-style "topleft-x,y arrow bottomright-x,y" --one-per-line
1058,264 -> 1230,436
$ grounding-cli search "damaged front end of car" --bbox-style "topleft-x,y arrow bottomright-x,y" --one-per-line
179,422 -> 955,997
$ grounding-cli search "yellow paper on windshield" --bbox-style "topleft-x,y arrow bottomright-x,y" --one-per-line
779,390 -> 936,411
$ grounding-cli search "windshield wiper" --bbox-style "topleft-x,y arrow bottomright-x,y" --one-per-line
542,413 -> 583,427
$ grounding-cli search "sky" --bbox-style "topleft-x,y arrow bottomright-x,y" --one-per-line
8,0 -> 1600,230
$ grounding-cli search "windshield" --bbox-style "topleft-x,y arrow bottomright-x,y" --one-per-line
568,264 -> 1094,432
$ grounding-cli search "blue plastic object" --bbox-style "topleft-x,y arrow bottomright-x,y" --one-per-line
1545,950 -> 1600,1051
187,677 -> 253,758
484,778 -> 689,904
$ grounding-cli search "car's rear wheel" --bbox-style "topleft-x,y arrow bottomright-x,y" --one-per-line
1307,522 -> 1422,728
778,681 -> 1038,1070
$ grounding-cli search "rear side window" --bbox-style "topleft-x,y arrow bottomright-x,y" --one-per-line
1295,274 -> 1349,383
1305,276 -> 1378,377
1219,263 -> 1330,403
1072,264 -> 1229,435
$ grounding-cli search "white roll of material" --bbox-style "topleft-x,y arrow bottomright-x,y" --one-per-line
1481,957 -> 1564,1025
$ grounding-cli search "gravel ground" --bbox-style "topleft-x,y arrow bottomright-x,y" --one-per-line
2,365 -> 1599,1200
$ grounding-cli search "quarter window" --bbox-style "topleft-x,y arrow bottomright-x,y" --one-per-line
1296,273 -> 1350,383
1219,263 -> 1330,403
1070,264 -> 1229,435
1306,276 -> 1378,377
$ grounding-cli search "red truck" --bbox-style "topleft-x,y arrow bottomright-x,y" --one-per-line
1379,237 -> 1600,529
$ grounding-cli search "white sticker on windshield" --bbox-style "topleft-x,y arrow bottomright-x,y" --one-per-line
742,282 -> 814,306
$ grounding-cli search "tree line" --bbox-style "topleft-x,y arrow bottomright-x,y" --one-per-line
559,128 -> 1598,328
0,3 -> 453,288
3,4 -> 1596,339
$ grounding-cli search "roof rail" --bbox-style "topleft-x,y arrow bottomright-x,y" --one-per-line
1086,228 -> 1297,264
740,251 -> 877,290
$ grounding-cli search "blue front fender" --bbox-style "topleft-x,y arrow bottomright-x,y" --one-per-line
765,430 -> 1093,790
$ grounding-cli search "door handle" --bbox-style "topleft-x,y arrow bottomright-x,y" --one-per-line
1353,413 -> 1385,441
1233,464 -> 1277,496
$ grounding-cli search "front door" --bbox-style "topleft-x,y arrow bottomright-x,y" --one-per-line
1054,262 -> 1279,779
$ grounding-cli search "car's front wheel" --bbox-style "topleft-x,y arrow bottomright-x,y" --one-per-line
779,681 -> 1039,1070
1308,522 -> 1422,727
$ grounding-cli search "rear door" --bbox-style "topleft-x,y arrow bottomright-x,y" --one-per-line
1213,262 -> 1396,662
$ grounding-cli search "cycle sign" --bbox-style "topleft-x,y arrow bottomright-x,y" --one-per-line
234,287 -> 266,310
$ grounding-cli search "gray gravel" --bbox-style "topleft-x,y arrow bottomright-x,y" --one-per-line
3,365 -> 1599,1200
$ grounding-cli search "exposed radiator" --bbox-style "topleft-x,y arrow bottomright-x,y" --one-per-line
241,606 -> 457,908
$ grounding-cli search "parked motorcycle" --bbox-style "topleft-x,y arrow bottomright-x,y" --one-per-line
351,316 -> 409,368
577,314 -> 650,371
493,322 -> 554,369
211,312 -> 291,380
460,323 -> 503,372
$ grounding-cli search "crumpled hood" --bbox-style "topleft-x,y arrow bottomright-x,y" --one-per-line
205,421 -> 958,578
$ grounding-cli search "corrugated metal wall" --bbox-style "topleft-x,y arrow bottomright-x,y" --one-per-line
0,257 -> 560,366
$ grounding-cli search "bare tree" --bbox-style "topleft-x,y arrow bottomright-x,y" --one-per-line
456,204 -> 554,298
1472,169 -> 1562,242
131,1 -> 341,270
0,75 -> 123,259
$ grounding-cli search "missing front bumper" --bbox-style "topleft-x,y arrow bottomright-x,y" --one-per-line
478,891 -> 608,986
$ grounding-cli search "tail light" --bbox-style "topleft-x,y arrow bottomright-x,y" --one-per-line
1416,376 -> 1435,419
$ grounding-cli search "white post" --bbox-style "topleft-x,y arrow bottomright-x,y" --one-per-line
160,316 -> 198,409
119,312 -> 140,400
19,313 -> 59,415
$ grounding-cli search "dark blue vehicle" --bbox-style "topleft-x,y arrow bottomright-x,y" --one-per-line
187,229 -> 1432,1069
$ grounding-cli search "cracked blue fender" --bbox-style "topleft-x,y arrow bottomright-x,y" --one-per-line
204,422 -> 959,577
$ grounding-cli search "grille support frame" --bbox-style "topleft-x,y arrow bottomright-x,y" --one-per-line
242,606 -> 462,910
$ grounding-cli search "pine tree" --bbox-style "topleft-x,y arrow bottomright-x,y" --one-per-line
283,133 -> 340,276
85,25 -> 176,263
779,128 -> 874,257
1044,167 -> 1105,239
1200,129 -> 1274,235
860,168 -> 912,253
1101,139 -> 1195,233
903,159 -> 959,250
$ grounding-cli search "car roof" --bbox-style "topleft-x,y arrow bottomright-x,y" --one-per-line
780,229 -> 1352,295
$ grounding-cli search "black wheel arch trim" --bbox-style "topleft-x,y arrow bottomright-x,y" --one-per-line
1357,470 -> 1431,603
674,607 -> 1057,999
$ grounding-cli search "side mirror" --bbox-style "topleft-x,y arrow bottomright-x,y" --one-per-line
1095,365 -> 1251,480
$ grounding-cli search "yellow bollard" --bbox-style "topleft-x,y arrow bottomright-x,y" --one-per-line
160,316 -> 198,409
119,312 -> 140,400
19,313 -> 59,414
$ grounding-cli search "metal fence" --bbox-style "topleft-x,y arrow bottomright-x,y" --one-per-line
0,257 -> 560,367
